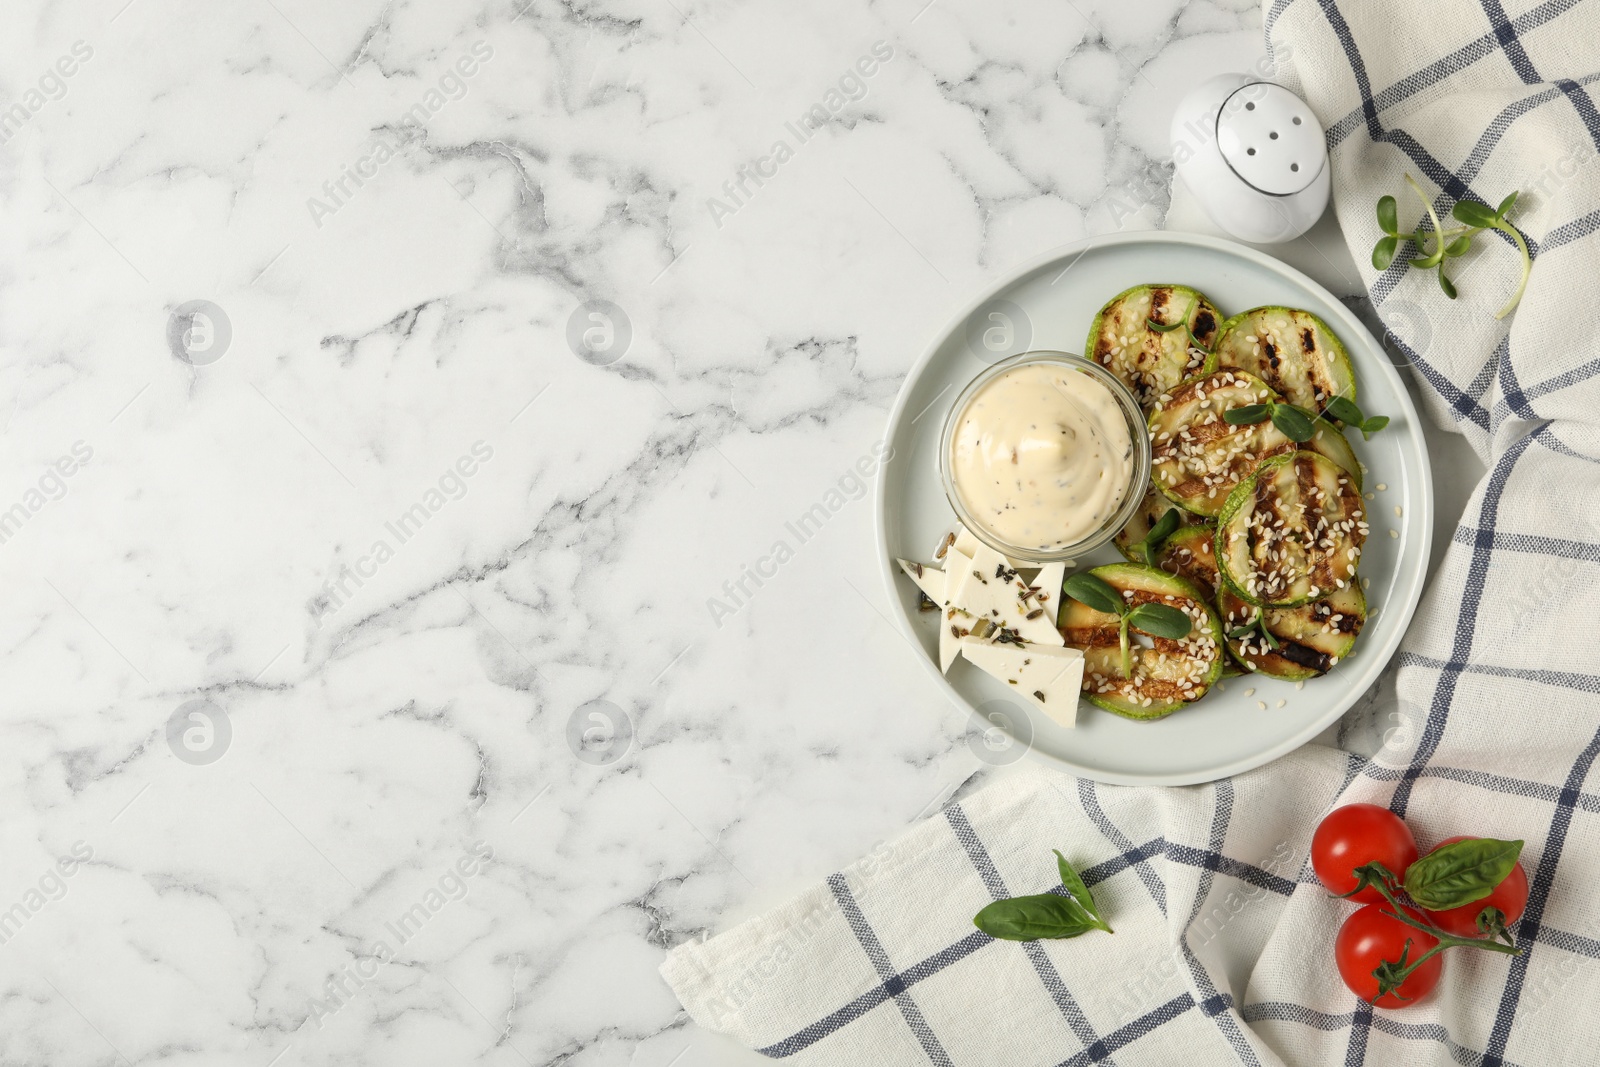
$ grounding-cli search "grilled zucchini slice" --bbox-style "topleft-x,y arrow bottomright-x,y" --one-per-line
1086,284 -> 1221,408
1212,307 -> 1357,414
1059,563 -> 1224,720
1216,451 -> 1368,607
1219,583 -> 1366,680
1150,526 -> 1243,679
1114,485 -> 1207,561
1151,526 -> 1221,596
1149,370 -> 1362,518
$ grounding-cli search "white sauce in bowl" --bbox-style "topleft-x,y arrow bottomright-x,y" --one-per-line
949,362 -> 1135,551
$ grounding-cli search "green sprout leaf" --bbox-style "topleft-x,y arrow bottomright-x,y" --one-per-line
1136,508 -> 1182,567
1324,395 -> 1365,426
1228,615 -> 1279,650
1063,572 -> 1125,617
1496,190 -> 1519,218
1450,200 -> 1498,228
1359,415 -> 1391,439
1439,269 -> 1458,299
1224,404 -> 1271,426
1445,235 -> 1472,257
1372,235 -> 1400,270
1376,195 -> 1398,234
1269,403 -> 1316,443
1126,602 -> 1192,639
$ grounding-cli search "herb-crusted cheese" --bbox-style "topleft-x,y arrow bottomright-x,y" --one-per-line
959,639 -> 1084,728
949,544 -> 1066,648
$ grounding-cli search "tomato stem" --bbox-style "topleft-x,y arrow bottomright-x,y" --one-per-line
1348,862 -> 1521,1002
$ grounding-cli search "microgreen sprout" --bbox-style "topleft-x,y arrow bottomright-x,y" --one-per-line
1063,571 -> 1192,677
1372,175 -> 1531,319
1147,298 -> 1212,353
1225,394 -> 1389,441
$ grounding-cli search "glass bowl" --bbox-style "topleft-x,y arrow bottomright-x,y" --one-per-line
937,350 -> 1151,564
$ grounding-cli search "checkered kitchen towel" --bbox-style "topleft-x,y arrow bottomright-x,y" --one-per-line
661,1 -> 1600,1063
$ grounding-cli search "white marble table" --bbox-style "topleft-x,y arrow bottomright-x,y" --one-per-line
1,2 -> 1483,1064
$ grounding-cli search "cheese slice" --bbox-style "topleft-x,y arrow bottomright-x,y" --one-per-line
959,639 -> 1084,728
953,526 -> 982,560
950,544 -> 1066,648
952,525 -> 1027,571
938,547 -> 974,673
1020,561 -> 1067,642
896,559 -> 944,603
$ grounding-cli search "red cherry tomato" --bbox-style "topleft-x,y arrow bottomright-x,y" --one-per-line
1420,835 -> 1530,938
1335,903 -> 1442,1008
1312,804 -> 1419,903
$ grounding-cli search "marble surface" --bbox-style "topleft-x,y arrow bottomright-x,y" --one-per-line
0,1 -> 1484,1065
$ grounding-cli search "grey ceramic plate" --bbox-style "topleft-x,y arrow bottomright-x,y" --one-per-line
875,230 -> 1432,786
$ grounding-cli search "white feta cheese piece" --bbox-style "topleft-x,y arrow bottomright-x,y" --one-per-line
939,547 -> 974,674
959,639 -> 1084,728
896,559 -> 944,604
1017,561 -> 1067,644
950,544 -> 1065,647
953,526 -> 981,559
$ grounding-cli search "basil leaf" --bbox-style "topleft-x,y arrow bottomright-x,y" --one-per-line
1126,602 -> 1192,639
1269,403 -> 1315,442
1054,850 -> 1112,933
1324,395 -> 1365,426
1224,404 -> 1270,425
1372,235 -> 1399,270
1376,195 -> 1398,234
1496,190 -> 1518,218
1403,838 -> 1524,911
974,893 -> 1097,941
1063,572 -> 1125,617
1451,200 -> 1497,228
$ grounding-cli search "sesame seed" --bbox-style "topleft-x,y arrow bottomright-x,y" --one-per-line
1256,700 -> 1267,710
1376,483 -> 1387,491
1389,529 -> 1398,539
1276,699 -> 1286,708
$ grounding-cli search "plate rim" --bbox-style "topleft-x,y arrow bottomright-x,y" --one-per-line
873,228 -> 1435,786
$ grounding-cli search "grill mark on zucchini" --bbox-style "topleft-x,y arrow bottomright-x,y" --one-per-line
1149,370 -> 1360,518
1220,583 -> 1365,679
1217,451 -> 1367,607
1059,563 -> 1224,718
1086,284 -> 1222,409
1114,485 -> 1206,560
1212,307 -> 1357,414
